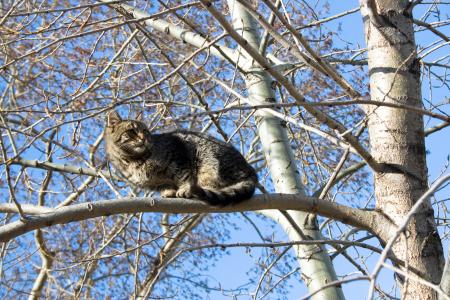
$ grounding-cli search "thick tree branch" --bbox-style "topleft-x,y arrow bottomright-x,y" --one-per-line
0,194 -> 389,243
103,1 -> 244,68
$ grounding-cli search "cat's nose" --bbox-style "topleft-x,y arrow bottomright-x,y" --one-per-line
138,132 -> 145,140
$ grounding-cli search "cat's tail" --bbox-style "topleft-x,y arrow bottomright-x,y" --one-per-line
200,177 -> 257,206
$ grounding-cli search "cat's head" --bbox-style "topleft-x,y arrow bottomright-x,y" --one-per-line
104,111 -> 150,158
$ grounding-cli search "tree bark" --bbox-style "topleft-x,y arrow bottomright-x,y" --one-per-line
225,1 -> 344,299
360,0 -> 444,298
439,244 -> 450,300
0,194 -> 383,243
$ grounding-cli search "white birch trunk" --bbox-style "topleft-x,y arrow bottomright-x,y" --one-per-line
360,0 -> 444,298
226,1 -> 344,299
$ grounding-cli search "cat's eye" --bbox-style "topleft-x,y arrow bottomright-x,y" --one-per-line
120,130 -> 136,141
130,128 -> 143,139
127,130 -> 137,138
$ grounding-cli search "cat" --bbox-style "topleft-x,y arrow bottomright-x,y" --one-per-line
104,111 -> 258,205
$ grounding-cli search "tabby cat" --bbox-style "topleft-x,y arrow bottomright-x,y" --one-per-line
104,111 -> 257,205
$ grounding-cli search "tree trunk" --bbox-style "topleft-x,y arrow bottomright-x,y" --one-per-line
439,244 -> 450,300
360,0 -> 444,298
227,1 -> 344,299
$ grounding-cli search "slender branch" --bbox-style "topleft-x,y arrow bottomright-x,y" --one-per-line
296,7 -> 360,29
3,0 -> 136,17
258,0 -> 281,55
138,214 -> 204,298
300,276 -> 371,300
413,18 -> 449,43
74,216 -> 134,297
177,239 -> 382,255
29,230 -> 53,300
72,29 -> 139,100
425,121 -> 450,136
257,0 -> 361,98
0,133 -> 25,220
9,158 -> 114,179
382,262 -> 450,300
0,17 -> 152,72
202,76 -> 360,153
253,246 -> 292,299
320,150 -> 352,198
179,98 -> 450,123
0,0 -> 23,26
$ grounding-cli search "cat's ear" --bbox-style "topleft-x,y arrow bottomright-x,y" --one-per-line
136,111 -> 143,121
107,111 -> 122,127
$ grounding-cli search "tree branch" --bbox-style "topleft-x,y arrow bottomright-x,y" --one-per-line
104,1 -> 244,68
413,18 -> 449,43
0,194 -> 388,243
9,157 -> 110,178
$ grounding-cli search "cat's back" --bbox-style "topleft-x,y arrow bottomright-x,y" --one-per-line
166,130 -> 255,176
165,130 -> 235,152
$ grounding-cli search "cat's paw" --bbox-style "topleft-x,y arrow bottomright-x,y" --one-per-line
175,187 -> 194,199
161,189 -> 176,198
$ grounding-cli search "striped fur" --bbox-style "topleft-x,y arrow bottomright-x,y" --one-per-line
104,111 -> 257,205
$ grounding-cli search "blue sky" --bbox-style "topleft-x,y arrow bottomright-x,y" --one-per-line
200,1 -> 449,299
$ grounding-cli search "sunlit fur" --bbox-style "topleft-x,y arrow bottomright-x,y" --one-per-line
108,119 -> 149,158
104,111 -> 258,205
